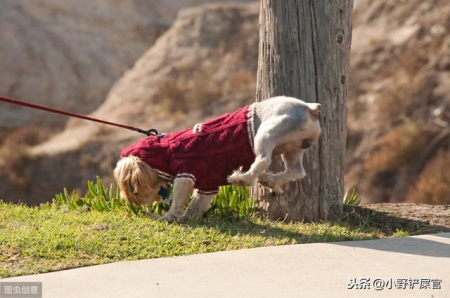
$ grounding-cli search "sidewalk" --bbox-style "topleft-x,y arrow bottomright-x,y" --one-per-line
2,233 -> 449,298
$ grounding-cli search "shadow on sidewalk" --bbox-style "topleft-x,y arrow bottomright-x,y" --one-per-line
335,232 -> 450,258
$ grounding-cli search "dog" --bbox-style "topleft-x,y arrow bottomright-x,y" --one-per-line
114,96 -> 321,222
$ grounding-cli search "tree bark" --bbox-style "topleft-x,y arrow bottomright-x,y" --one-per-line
254,0 -> 353,222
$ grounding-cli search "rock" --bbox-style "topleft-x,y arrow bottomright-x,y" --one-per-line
346,0 -> 450,204
0,2 -> 259,204
0,0 -> 254,131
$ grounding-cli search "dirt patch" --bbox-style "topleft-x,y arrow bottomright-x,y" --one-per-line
343,203 -> 450,235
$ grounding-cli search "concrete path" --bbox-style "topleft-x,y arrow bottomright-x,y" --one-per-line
2,233 -> 449,298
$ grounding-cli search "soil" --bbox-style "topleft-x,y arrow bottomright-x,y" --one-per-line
342,203 -> 450,235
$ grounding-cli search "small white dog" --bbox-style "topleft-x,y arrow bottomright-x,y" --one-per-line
114,96 -> 321,222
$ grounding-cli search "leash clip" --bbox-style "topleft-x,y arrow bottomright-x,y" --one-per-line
135,128 -> 158,136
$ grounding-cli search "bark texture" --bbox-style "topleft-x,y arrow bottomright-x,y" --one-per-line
254,0 -> 353,222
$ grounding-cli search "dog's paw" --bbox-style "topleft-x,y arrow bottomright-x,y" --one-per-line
258,173 -> 276,188
177,214 -> 189,224
265,184 -> 284,194
149,213 -> 162,220
258,180 -> 283,193
177,214 -> 201,224
227,171 -> 252,186
258,173 -> 284,193
161,213 -> 179,223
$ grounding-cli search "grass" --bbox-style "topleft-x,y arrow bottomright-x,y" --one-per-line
0,178 -> 402,278
343,188 -> 360,206
0,201 -> 381,278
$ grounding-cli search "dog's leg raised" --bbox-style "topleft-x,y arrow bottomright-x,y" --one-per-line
161,177 -> 194,222
227,124 -> 277,186
179,190 -> 216,223
258,150 -> 306,192
228,153 -> 273,187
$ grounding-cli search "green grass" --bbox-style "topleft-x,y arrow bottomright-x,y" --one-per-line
0,201 -> 381,278
0,178 -> 392,278
343,188 -> 360,206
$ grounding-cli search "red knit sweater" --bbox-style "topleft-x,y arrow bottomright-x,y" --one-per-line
120,106 -> 255,194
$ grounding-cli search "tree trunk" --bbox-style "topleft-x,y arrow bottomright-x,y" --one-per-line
253,0 -> 353,222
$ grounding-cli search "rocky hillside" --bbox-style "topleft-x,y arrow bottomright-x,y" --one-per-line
1,0 -> 449,206
0,2 -> 259,204
0,0 -> 253,132
346,0 -> 450,204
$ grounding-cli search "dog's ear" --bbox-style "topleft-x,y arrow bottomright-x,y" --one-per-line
307,103 -> 321,118
114,156 -> 160,205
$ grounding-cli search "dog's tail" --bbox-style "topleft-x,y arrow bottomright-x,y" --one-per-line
114,155 -> 159,205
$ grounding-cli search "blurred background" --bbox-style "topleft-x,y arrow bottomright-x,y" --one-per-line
0,0 -> 449,206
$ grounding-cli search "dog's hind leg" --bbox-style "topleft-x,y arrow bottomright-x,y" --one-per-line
258,150 -> 306,192
161,177 -> 194,222
179,190 -> 216,223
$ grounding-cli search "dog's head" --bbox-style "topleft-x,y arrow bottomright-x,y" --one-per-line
114,155 -> 167,205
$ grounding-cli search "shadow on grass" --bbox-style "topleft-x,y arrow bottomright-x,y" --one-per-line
187,217 -> 371,245
185,205 -> 450,246
342,205 -> 450,235
336,206 -> 450,258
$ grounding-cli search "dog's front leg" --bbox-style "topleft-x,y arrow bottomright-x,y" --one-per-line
258,150 -> 306,192
179,190 -> 216,223
161,177 -> 194,222
227,131 -> 275,186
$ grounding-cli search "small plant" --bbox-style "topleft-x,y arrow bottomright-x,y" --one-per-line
54,176 -> 150,215
54,177 -> 254,220
392,229 -> 410,238
210,185 -> 255,220
343,188 -> 360,206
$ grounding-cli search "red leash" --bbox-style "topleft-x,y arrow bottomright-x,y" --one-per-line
0,95 -> 157,136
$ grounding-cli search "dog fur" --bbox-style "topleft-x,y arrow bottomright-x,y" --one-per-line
114,96 -> 321,222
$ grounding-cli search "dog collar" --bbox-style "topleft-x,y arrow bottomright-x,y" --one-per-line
158,186 -> 170,200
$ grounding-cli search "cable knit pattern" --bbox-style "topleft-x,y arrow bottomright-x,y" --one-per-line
120,105 -> 255,193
